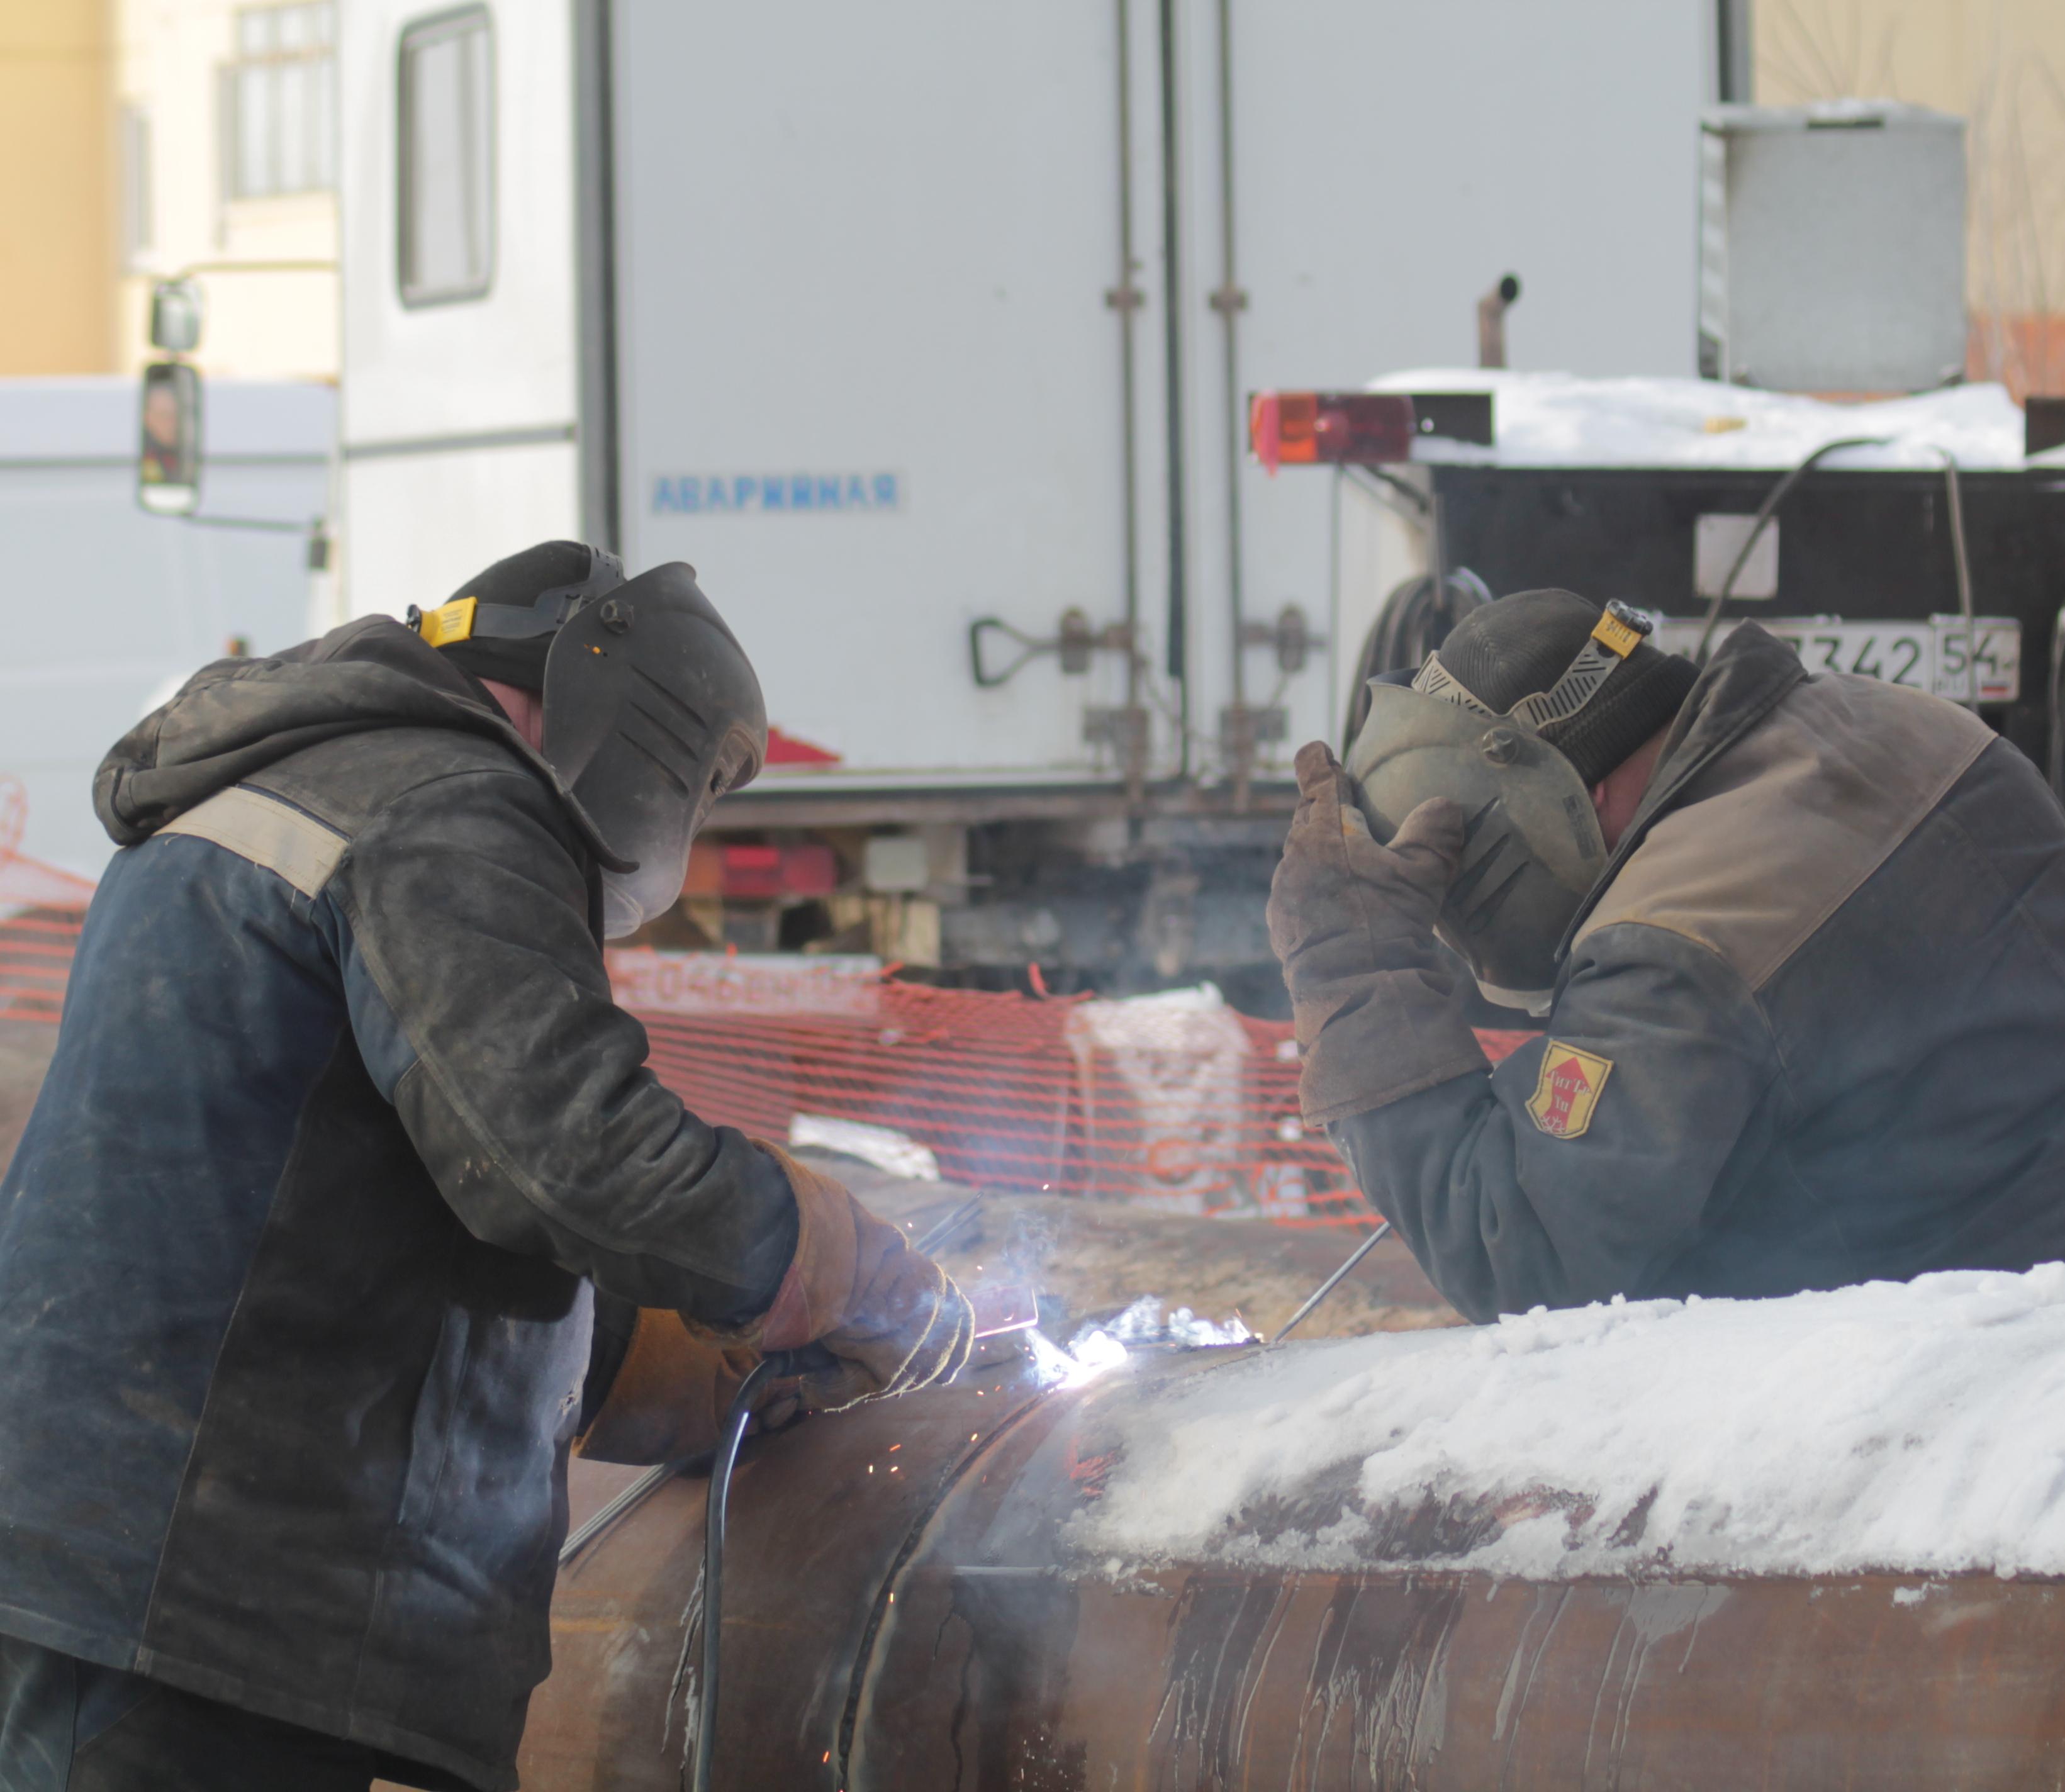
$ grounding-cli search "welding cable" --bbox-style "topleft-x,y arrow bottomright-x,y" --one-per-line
694,1354 -> 778,1792
1692,436 -> 1893,665
1694,437 -> 1984,712
1935,447 -> 1980,712
695,1345 -> 832,1792
694,1195 -> 984,1784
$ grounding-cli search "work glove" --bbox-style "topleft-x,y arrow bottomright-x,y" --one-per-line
749,1141 -> 975,1414
1267,740 -> 1487,1125
576,1309 -> 786,1465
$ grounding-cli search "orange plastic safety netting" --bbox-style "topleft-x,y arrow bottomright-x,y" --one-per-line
0,875 -> 1530,1228
0,852 -> 94,1026
611,951 -> 1532,1226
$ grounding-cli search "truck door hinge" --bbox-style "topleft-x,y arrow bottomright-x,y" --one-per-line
1238,603 -> 1324,674
1083,705 -> 1151,803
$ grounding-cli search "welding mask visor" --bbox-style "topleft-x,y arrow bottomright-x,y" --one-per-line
1345,681 -> 1607,1014
541,563 -> 768,938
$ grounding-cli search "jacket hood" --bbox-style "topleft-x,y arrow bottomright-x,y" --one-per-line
94,615 -> 634,870
1555,621 -> 1808,955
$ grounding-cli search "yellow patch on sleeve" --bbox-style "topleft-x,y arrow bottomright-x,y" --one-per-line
1525,1041 -> 1615,1138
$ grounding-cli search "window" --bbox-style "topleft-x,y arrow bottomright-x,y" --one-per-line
225,3 -> 337,199
397,7 -> 495,306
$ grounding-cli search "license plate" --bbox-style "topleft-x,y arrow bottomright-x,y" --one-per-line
1651,615 -> 2022,704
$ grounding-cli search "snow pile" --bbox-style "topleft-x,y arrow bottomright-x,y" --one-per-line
1366,368 -> 2027,472
788,1113 -> 939,1181
1075,1264 -> 2065,1580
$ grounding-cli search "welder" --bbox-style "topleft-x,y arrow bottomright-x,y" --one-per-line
1269,588 -> 2065,1323
0,542 -> 971,1792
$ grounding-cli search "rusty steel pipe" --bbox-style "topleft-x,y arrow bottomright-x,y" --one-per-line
522,1347 -> 2065,1790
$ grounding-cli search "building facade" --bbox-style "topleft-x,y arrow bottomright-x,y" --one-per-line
0,0 -> 118,375
114,0 -> 338,380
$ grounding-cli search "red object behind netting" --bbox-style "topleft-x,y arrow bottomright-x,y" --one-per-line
1,901 -> 1535,1229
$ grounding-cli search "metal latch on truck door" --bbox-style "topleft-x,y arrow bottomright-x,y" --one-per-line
969,608 -> 1136,687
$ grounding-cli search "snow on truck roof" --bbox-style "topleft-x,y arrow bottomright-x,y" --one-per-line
1367,368 -> 2030,474
1071,1262 -> 2065,1582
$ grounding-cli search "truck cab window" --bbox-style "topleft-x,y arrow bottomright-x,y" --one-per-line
397,6 -> 494,306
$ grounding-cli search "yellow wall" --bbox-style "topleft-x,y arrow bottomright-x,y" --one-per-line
1756,0 -> 2065,394
0,0 -> 116,374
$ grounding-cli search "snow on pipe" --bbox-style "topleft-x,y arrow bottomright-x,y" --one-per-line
527,1262 -> 2065,1790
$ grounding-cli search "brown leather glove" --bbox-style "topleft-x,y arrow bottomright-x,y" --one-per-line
575,1309 -> 786,1465
749,1141 -> 975,1413
1267,741 -> 1487,1124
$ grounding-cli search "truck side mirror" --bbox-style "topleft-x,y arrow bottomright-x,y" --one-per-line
148,277 -> 203,354
138,361 -> 201,517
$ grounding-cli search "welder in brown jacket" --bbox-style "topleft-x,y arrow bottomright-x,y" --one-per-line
1269,588 -> 2065,1323
0,542 -> 971,1792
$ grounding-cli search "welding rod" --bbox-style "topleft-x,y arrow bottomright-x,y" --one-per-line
913,1192 -> 983,1257
1271,1220 -> 1392,1345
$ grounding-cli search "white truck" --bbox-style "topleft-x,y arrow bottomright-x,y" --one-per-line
0,377 -> 332,879
333,0 -> 1725,999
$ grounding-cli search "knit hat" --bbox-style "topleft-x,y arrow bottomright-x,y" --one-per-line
1427,589 -> 1698,788
434,541 -> 615,692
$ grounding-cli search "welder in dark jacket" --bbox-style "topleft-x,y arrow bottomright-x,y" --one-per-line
1269,588 -> 2065,1324
0,542 -> 971,1792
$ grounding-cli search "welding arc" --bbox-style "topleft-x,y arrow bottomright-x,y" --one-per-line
1271,1219 -> 1392,1343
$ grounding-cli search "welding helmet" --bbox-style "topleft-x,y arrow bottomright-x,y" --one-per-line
414,546 -> 768,938
1344,592 -> 1694,1012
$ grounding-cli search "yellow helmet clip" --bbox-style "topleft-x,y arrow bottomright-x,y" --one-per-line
414,595 -> 479,647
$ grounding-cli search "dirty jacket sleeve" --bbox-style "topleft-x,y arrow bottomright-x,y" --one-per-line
1328,920 -> 1781,1323
318,762 -> 798,1321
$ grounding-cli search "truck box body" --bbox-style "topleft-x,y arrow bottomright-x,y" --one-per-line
337,1 -> 1716,982
0,378 -> 331,879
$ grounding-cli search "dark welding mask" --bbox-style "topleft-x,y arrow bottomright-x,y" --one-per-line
415,552 -> 766,938
1343,605 -> 1657,1012
544,564 -> 766,937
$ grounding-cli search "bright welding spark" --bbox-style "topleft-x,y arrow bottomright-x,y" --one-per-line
1024,1326 -> 1126,1389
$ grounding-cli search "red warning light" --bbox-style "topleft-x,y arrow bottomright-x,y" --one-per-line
1248,391 -> 1417,473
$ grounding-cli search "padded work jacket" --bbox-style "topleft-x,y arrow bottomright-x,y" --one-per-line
0,620 -> 797,1790
1335,623 -> 2065,1323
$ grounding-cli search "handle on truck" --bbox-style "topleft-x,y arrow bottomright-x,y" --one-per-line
970,615 -> 1045,687
970,610 -> 1136,688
